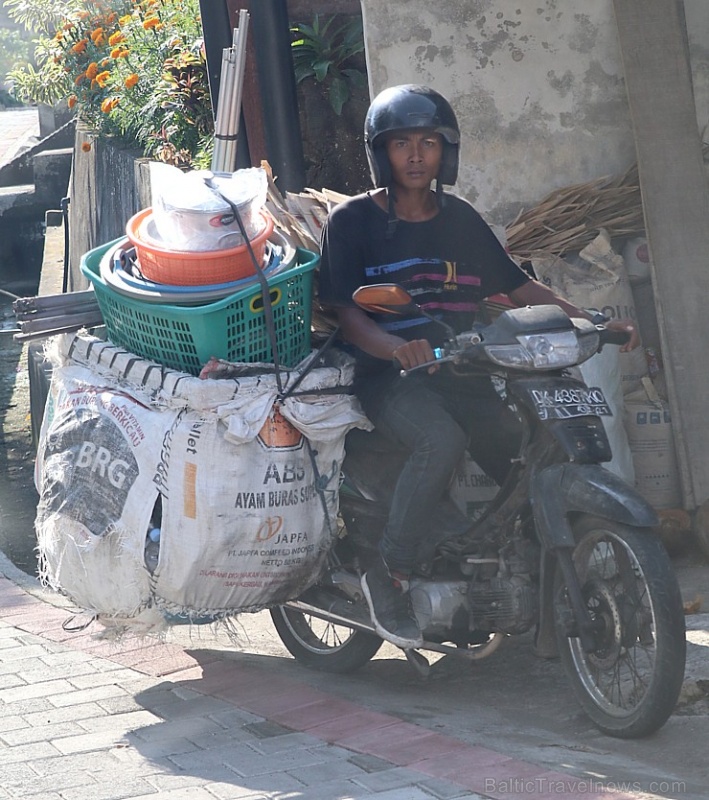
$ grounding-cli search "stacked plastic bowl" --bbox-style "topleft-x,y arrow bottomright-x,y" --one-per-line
101,211 -> 295,306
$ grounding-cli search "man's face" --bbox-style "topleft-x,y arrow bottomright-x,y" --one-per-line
384,129 -> 443,190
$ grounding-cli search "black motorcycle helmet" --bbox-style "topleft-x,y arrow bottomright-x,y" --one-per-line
364,84 -> 460,188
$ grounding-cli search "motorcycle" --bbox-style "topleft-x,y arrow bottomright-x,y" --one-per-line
269,284 -> 687,739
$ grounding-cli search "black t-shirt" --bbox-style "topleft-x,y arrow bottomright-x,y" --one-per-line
319,191 -> 530,368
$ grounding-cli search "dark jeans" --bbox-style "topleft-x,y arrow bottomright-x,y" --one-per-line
356,369 -> 521,574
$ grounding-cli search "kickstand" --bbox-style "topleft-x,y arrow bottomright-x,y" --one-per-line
404,648 -> 431,679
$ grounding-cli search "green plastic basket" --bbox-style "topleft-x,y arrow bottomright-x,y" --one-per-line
80,238 -> 318,376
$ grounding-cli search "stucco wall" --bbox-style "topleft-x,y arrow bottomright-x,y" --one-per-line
360,0 -> 709,224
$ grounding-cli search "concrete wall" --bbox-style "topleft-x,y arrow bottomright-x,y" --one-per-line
65,2 -> 709,279
360,0 -> 709,224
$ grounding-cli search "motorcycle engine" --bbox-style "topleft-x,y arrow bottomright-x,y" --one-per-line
409,575 -> 538,638
469,575 -> 538,635
410,580 -> 470,639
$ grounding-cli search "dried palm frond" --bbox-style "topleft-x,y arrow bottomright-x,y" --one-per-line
505,163 -> 645,260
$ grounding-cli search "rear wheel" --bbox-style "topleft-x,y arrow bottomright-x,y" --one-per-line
270,606 -> 383,673
554,514 -> 686,738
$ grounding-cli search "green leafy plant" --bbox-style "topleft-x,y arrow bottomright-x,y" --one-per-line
5,0 -> 213,167
2,0 -> 67,38
0,28 -> 34,107
291,14 -> 366,116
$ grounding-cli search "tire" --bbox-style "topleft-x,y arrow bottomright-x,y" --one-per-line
270,605 -> 383,673
554,514 -> 686,738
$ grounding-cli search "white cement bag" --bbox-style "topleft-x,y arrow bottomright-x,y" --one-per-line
449,453 -> 499,522
533,230 -> 648,395
35,362 -> 177,624
622,236 -> 652,283
624,377 -> 681,509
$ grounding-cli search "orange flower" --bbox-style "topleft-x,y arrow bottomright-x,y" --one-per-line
101,97 -> 120,113
90,28 -> 105,45
95,70 -> 111,88
115,48 -> 129,58
108,31 -> 125,46
142,16 -> 161,30
67,95 -> 78,109
85,62 -> 99,80
74,73 -> 85,85
81,142 -> 92,152
101,58 -> 110,67
54,31 -> 64,42
124,73 -> 139,89
71,39 -> 88,54
119,14 -> 132,26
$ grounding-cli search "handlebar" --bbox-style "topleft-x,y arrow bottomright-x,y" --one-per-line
393,320 -> 631,376
392,347 -> 446,374
598,326 -> 631,347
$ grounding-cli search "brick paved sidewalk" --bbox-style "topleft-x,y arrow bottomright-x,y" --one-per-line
0,571 -> 655,800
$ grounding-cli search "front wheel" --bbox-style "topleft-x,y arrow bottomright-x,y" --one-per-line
554,514 -> 686,738
270,606 -> 383,673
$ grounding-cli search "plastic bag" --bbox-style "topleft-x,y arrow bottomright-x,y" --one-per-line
149,163 -> 268,251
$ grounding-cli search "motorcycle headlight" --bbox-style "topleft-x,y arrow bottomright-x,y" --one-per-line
485,331 -> 598,370
576,329 -> 601,364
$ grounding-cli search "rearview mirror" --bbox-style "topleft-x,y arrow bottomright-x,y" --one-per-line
352,283 -> 420,316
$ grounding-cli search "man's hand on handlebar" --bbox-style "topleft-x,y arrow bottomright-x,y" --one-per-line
604,319 -> 640,353
392,339 -> 440,373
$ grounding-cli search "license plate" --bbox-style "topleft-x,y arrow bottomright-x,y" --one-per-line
529,385 -> 611,421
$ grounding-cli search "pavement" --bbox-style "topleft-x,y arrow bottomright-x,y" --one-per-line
0,556 -> 588,800
0,107 -> 39,169
2,108 -> 709,800
4,547 -> 707,800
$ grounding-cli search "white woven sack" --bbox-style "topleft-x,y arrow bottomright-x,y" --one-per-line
449,453 -> 499,522
153,373 -> 368,617
36,334 -> 370,626
533,229 -> 648,395
35,362 -> 177,624
624,377 -> 681,509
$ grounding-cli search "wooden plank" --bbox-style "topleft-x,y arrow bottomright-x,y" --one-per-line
613,0 -> 709,508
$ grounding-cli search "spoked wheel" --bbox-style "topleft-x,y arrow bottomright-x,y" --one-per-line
270,605 -> 383,673
554,514 -> 686,738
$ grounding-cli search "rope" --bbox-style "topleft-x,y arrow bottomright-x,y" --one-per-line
202,174 -> 284,394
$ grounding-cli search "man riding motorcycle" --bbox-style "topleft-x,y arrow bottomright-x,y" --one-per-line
318,84 -> 638,650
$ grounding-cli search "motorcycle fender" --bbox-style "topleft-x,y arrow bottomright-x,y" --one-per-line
530,463 -> 659,550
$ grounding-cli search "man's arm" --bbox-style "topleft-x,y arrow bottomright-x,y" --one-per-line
508,279 -> 586,319
336,307 -> 437,370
